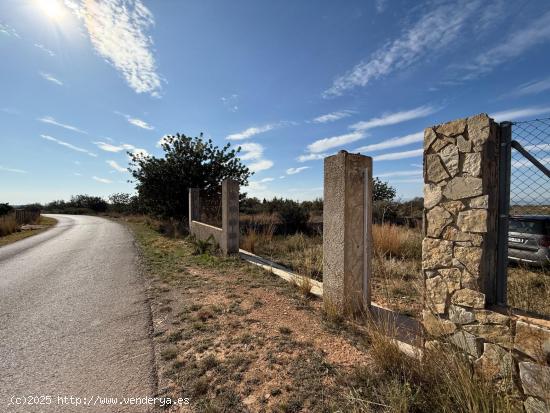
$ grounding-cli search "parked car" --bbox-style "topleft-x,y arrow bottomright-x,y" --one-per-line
508,215 -> 550,266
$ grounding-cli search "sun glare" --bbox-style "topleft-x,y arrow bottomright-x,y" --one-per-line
36,0 -> 66,20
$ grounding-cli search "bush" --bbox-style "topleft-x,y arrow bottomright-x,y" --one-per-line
0,214 -> 18,236
0,203 -> 14,216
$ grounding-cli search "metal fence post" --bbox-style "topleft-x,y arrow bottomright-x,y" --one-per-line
496,122 -> 512,305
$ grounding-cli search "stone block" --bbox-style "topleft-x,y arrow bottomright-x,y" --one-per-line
422,238 -> 453,269
442,177 -> 483,200
438,268 -> 462,292
451,288 -> 485,309
474,343 -> 513,381
449,330 -> 483,358
454,246 -> 482,275
463,152 -> 482,177
426,154 -> 449,183
515,321 -> 550,363
437,118 -> 466,137
426,276 -> 448,314
457,135 -> 472,152
449,305 -> 475,324
463,324 -> 512,347
524,397 -> 549,413
457,209 -> 488,233
519,362 -> 550,401
469,195 -> 488,209
424,128 -> 437,150
440,144 -> 459,177
426,206 -> 453,237
468,114 -> 491,151
474,310 -> 509,325
442,200 -> 465,216
422,310 -> 457,337
424,183 -> 442,209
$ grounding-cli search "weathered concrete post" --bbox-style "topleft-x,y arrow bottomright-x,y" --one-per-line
188,188 -> 200,224
323,150 -> 373,315
221,179 -> 240,254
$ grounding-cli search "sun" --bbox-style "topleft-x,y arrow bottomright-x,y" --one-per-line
35,0 -> 66,20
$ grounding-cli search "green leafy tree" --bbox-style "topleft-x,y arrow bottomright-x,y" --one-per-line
373,177 -> 396,201
129,133 -> 252,220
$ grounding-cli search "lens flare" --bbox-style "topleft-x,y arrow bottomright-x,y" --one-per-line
36,0 -> 66,20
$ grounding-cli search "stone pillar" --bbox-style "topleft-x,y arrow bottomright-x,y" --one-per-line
422,113 -> 499,319
221,179 -> 240,254
189,188 -> 200,224
323,151 -> 373,315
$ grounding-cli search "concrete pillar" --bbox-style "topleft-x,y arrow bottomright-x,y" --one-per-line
221,179 -> 240,254
189,188 -> 200,224
323,150 -> 373,315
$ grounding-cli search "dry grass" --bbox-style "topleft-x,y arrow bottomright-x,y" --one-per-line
372,223 -> 422,260
508,264 -> 550,317
0,213 -> 18,237
0,215 -> 57,247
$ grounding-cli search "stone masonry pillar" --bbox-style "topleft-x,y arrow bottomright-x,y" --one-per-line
221,179 -> 240,254
323,151 -> 373,315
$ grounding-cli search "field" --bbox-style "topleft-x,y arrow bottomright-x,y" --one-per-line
125,216 -> 518,412
0,215 -> 58,247
241,222 -> 549,319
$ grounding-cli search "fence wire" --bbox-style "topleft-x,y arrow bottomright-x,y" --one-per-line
510,118 -> 550,216
199,188 -> 222,227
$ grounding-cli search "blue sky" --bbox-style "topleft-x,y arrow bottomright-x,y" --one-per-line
2,0 -> 550,204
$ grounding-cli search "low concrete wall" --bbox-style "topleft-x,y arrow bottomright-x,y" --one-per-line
190,221 -> 223,247
422,114 -> 550,410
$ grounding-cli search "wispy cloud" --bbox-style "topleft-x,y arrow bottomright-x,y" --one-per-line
297,153 -> 327,162
0,23 -> 19,38
323,2 -> 479,97
93,141 -> 148,157
65,0 -> 162,97
0,165 -> 27,174
115,111 -> 154,130
375,0 -> 387,13
286,166 -> 309,175
40,134 -> 97,157
307,131 -> 364,153
350,106 -> 437,131
509,77 -> 550,97
247,177 -> 275,191
221,94 -> 239,112
355,131 -> 423,153
106,160 -> 127,172
239,142 -> 264,161
38,116 -> 87,134
377,169 -> 422,178
312,110 -> 354,124
34,43 -> 55,56
39,72 -> 63,86
373,148 -> 423,161
226,124 -> 276,141
248,159 -> 274,172
492,106 -> 550,122
93,176 -> 112,184
461,10 -> 550,80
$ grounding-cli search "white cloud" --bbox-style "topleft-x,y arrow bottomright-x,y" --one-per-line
307,131 -> 364,153
492,107 -> 550,122
312,110 -> 354,124
0,23 -> 19,38
115,111 -> 154,130
157,135 -> 170,147
38,116 -> 87,134
247,177 -> 275,191
106,160 -> 127,173
462,11 -> 550,80
221,94 -> 239,112
323,2 -> 479,97
64,0 -> 162,97
34,43 -> 55,56
286,166 -> 310,175
375,0 -> 387,13
226,124 -> 275,141
373,148 -> 423,161
93,141 -> 135,152
0,165 -> 27,174
355,131 -> 423,153
297,153 -> 327,162
40,134 -> 97,157
377,169 -> 422,178
39,72 -> 63,86
239,142 -> 264,161
510,77 -> 550,97
248,159 -> 274,172
350,107 -> 437,131
93,176 -> 112,184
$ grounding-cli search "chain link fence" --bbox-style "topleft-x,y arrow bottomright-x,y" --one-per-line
510,118 -> 550,215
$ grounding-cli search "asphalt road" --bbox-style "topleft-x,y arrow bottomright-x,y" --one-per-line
0,215 -> 156,412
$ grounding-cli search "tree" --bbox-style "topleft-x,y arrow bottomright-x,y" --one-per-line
0,203 -> 13,216
129,133 -> 252,220
70,195 -> 108,213
373,177 -> 396,201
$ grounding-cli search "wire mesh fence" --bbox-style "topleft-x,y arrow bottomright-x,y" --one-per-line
199,188 -> 222,227
510,118 -> 550,215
